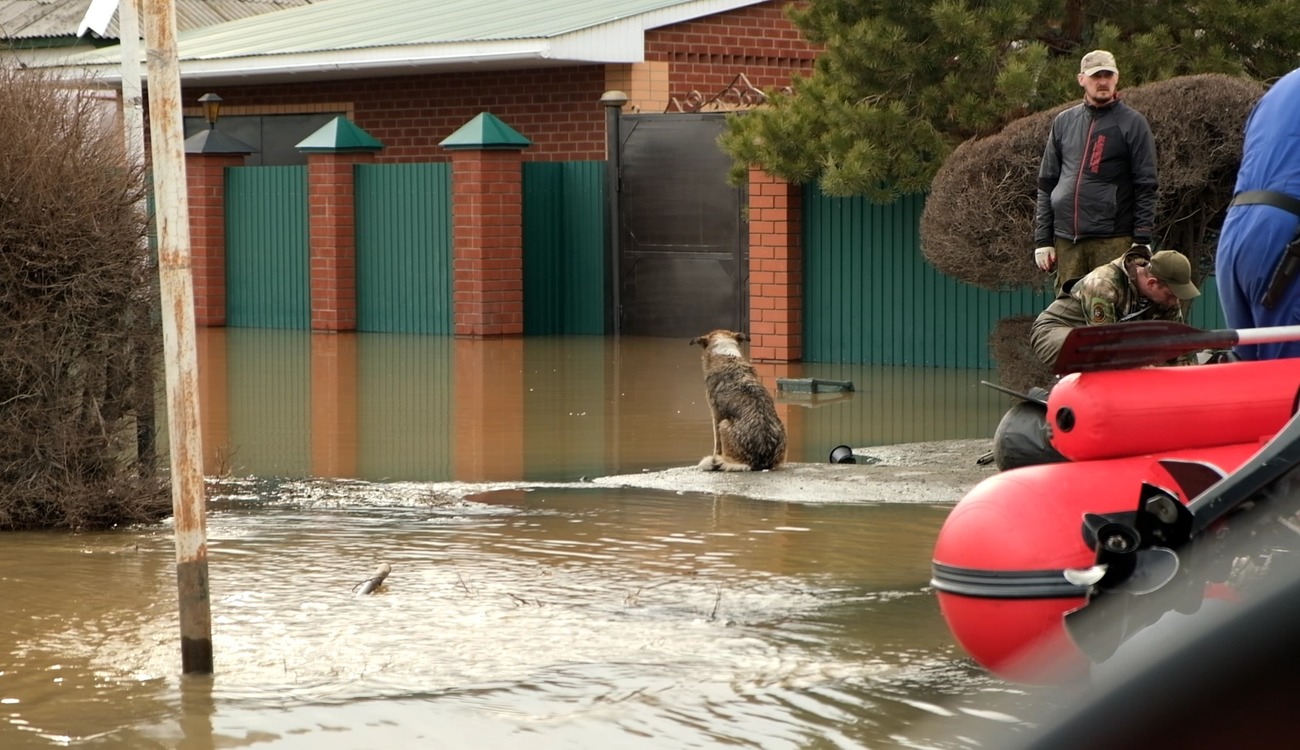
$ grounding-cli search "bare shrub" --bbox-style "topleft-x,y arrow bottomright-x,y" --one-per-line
0,64 -> 168,530
921,74 -> 1267,291
988,316 -> 1055,394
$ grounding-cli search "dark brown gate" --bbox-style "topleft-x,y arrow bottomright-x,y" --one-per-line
616,113 -> 745,337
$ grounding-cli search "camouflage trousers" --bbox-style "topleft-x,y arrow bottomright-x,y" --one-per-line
1052,236 -> 1134,297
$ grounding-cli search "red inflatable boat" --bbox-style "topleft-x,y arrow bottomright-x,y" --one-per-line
931,441 -> 1261,683
1046,358 -> 1300,462
939,324 -> 1300,683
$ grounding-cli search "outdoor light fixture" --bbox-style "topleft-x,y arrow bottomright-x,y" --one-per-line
198,93 -> 223,129
599,89 -> 629,109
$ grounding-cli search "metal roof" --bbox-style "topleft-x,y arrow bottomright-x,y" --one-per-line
51,0 -> 768,84
0,0 -> 316,40
175,0 -> 711,54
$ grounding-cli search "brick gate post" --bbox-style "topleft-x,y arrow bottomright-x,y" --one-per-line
297,116 -> 385,332
184,152 -> 246,326
747,167 -> 803,363
440,113 -> 533,337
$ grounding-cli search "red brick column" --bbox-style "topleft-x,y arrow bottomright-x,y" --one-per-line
747,167 -> 803,362
186,153 -> 243,326
450,149 -> 525,336
307,151 -> 376,331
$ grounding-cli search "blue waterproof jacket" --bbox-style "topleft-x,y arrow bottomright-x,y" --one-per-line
1216,67 -> 1300,359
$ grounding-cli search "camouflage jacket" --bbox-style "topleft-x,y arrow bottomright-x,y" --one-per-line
1037,253 -> 1184,329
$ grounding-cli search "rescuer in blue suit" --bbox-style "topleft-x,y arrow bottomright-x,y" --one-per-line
1216,67 -> 1300,360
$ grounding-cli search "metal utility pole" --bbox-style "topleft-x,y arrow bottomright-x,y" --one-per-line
119,0 -> 145,166
140,0 -> 213,674
600,90 -> 628,334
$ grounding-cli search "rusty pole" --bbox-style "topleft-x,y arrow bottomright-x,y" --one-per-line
140,0 -> 213,674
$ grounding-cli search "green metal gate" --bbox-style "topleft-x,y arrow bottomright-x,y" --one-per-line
225,166 -> 310,329
354,163 -> 453,334
522,161 -> 606,335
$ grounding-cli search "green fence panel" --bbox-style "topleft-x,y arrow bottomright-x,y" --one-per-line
225,166 -> 310,329
800,188 -> 1238,367
522,161 -> 606,335
354,163 -> 453,334
1187,277 -> 1227,330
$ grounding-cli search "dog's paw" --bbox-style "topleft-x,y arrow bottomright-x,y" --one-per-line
698,455 -> 721,471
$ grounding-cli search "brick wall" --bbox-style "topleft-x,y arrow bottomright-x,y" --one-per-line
645,1 -> 819,105
192,67 -> 609,162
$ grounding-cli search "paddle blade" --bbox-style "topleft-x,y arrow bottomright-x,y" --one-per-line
1054,321 -> 1238,374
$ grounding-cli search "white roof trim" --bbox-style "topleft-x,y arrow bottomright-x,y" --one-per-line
78,0 -> 121,37
64,38 -> 634,85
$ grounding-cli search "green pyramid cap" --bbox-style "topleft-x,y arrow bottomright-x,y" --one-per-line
184,128 -> 257,155
440,112 -> 532,150
296,116 -> 384,152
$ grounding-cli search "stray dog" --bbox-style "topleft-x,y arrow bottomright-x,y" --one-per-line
689,329 -> 787,471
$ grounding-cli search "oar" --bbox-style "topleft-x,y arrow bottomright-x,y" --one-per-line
979,380 -> 1047,405
1054,321 -> 1300,374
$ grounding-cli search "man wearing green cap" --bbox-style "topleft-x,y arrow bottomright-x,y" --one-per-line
1033,49 -> 1159,296
1031,248 -> 1200,368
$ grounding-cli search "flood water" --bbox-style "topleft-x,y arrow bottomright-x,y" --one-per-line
0,329 -> 1034,749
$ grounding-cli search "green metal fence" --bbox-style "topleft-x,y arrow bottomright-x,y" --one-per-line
354,163 -> 453,334
801,187 -> 1227,367
225,166 -> 310,329
522,161 -> 606,335
218,164 -> 1230,359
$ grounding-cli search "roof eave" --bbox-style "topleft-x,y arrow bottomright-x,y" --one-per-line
52,34 -> 647,86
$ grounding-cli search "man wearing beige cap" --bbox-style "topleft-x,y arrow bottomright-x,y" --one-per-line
1033,50 -> 1159,297
1031,248 -> 1199,369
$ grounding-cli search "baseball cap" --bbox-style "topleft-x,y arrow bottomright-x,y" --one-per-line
1148,250 -> 1201,300
1080,50 -> 1119,76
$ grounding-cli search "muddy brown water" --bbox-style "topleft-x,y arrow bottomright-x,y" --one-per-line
1,329 -> 1044,749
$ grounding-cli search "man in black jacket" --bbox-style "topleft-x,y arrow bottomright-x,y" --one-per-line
1033,50 -> 1159,296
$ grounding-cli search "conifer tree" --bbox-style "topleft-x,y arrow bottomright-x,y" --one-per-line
721,0 -> 1300,200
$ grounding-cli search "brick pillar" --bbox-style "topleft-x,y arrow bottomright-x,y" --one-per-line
307,151 -> 376,331
747,167 -> 803,363
450,149 -> 525,336
186,153 -> 243,326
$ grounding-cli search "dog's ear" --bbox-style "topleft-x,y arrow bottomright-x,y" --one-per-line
689,336 -> 704,347
736,332 -> 750,343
